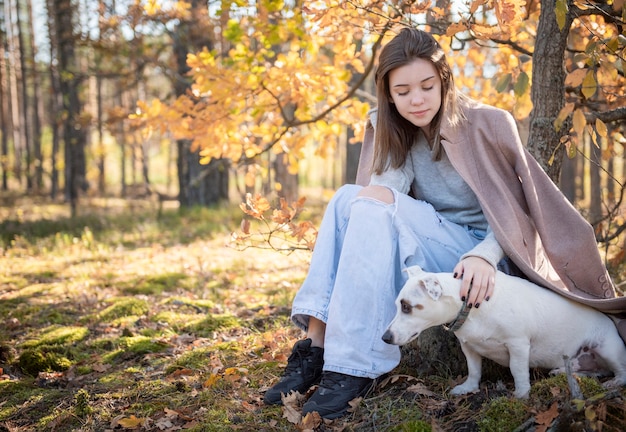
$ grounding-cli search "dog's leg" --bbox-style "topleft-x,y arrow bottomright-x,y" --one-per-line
450,342 -> 482,395
596,334 -> 626,389
507,341 -> 531,398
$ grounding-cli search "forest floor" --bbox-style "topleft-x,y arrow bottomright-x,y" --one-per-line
0,192 -> 625,432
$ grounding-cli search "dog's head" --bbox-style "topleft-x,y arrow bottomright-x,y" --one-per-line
382,266 -> 455,346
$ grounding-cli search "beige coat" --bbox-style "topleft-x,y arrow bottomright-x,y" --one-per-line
356,100 -> 626,314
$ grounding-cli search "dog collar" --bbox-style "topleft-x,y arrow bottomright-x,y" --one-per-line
443,299 -> 471,332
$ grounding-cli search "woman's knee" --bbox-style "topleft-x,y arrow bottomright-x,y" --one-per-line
357,185 -> 395,204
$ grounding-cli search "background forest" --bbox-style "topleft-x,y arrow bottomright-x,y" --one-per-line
1,0 -> 625,227
1,0 -> 626,431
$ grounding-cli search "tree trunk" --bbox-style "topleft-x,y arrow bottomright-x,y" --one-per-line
177,140 -> 229,207
55,0 -> 87,215
7,1 -> 24,186
0,1 -> 10,191
46,0 -> 62,198
527,0 -> 573,183
345,117 -> 362,185
117,87 -> 127,197
273,153 -> 298,202
26,0 -> 43,190
589,134 -> 602,223
95,72 -> 105,194
560,153 -> 577,203
173,0 -> 228,207
15,0 -> 32,190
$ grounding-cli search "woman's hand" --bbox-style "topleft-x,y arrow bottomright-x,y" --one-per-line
453,256 -> 495,308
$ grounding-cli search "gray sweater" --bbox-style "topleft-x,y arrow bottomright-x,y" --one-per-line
369,131 -> 505,269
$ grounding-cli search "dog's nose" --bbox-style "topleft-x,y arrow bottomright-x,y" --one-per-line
382,330 -> 393,344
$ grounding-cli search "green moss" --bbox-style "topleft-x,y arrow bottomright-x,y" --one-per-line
18,347 -> 73,376
22,325 -> 89,348
102,335 -> 170,363
152,311 -> 205,329
393,420 -> 432,432
530,374 -> 605,406
0,381 -> 39,420
163,297 -> 215,312
185,314 -> 241,337
477,397 -> 529,432
93,297 -> 150,322
120,273 -> 189,295
166,347 -> 213,374
74,389 -> 93,417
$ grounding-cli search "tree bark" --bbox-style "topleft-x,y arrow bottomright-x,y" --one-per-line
560,153 -> 577,203
26,0 -> 43,190
46,0 -> 62,198
344,127 -> 361,185
16,0 -> 33,190
0,0 -> 10,191
173,0 -> 228,208
55,0 -> 87,215
527,0 -> 573,183
589,135 -> 602,223
7,1 -> 24,186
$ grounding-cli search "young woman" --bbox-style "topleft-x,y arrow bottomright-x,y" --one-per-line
263,27 -> 625,420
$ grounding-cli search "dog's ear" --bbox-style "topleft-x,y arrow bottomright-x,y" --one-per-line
419,276 -> 442,301
405,265 -> 425,279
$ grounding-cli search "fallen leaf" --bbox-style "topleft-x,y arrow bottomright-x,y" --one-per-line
117,415 -> 145,429
182,420 -> 199,429
406,383 -> 437,397
378,374 -> 418,388
203,373 -> 220,388
535,401 -> 559,432
92,363 -> 111,373
282,391 -> 305,406
164,408 -> 179,418
155,417 -> 175,430
167,368 -> 195,379
347,396 -> 363,413
241,401 -> 257,412
282,402 -> 301,424
299,411 -> 322,431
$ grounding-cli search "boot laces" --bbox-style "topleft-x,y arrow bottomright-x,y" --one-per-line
284,345 -> 309,376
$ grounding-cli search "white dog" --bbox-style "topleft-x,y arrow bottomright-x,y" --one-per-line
382,266 -> 626,398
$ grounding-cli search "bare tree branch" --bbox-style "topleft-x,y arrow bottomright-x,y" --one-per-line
586,107 -> 626,125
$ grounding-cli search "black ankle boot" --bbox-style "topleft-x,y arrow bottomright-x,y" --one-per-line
263,338 -> 324,405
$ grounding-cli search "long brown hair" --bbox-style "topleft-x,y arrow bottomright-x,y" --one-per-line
372,27 -> 465,174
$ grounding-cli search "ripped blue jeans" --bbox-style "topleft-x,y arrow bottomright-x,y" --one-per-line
291,184 -> 492,379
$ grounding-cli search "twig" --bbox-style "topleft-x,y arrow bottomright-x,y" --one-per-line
563,355 -> 583,400
512,416 -> 536,432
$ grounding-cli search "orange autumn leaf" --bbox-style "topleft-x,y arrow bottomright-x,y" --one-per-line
203,373 -> 220,388
446,22 -> 468,36
495,0 -> 525,25
117,415 -> 145,429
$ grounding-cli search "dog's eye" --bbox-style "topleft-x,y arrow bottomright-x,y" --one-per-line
400,300 -> 412,314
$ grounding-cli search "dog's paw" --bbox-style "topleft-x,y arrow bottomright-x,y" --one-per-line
450,383 -> 479,396
512,387 -> 530,399
602,376 -> 626,389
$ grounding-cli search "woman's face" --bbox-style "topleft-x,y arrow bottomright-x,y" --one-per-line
388,58 -> 442,139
